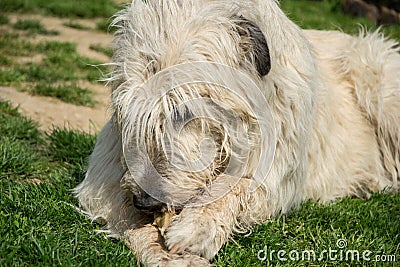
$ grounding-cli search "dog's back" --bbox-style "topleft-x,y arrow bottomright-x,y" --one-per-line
304,30 -> 400,200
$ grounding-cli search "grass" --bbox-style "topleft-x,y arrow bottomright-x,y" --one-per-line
32,83 -> 96,107
0,0 -> 399,266
63,17 -> 116,33
89,44 -> 113,58
62,21 -> 91,31
0,32 -> 40,58
96,18 -> 117,33
215,195 -> 400,266
0,101 -> 133,266
13,19 -> 59,36
1,101 -> 398,266
0,32 -> 103,106
280,0 -> 400,40
0,13 -> 9,25
0,0 -> 119,18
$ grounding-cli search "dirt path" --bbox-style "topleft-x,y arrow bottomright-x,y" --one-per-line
0,86 -> 109,133
0,14 -> 114,133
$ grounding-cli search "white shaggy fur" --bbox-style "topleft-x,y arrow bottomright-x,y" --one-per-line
74,0 -> 400,265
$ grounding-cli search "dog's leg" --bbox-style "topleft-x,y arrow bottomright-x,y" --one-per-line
124,225 -> 211,267
164,176 -> 263,260
74,120 -> 150,234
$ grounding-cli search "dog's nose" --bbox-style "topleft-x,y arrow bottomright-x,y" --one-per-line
132,193 -> 164,212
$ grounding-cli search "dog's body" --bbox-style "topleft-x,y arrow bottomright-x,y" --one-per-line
74,0 -> 400,265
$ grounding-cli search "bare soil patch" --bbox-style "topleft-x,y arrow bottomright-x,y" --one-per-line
0,86 -> 110,133
0,14 -> 114,133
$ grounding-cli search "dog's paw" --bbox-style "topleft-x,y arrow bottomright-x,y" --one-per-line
164,208 -> 225,260
125,225 -> 210,267
162,254 -> 211,267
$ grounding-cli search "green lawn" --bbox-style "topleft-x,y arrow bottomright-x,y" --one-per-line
1,99 -> 398,266
0,26 -> 104,107
12,19 -> 59,36
0,101 -> 133,266
0,0 -> 118,18
1,0 -> 399,266
280,0 -> 400,40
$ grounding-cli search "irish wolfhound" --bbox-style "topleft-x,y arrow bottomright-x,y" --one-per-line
74,0 -> 400,265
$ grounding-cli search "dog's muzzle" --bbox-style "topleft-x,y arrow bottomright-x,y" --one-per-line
131,191 -> 165,212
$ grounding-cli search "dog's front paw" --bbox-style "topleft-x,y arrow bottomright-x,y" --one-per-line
164,208 -> 227,260
163,254 -> 211,267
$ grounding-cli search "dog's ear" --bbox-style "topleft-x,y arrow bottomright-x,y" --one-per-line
235,17 -> 271,77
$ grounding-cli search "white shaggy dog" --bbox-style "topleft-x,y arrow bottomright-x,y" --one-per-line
74,0 -> 400,266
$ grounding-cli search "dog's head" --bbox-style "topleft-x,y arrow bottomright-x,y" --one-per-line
110,0 -> 276,211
